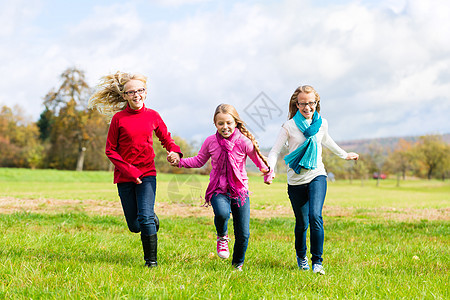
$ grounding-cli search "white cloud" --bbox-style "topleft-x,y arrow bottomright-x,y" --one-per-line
151,0 -> 211,7
0,0 -> 449,147
0,0 -> 42,37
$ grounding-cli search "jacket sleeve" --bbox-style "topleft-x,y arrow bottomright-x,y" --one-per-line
105,116 -> 143,181
154,113 -> 183,157
178,138 -> 211,169
267,126 -> 289,170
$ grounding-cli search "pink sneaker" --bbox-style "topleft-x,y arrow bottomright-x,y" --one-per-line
216,235 -> 230,259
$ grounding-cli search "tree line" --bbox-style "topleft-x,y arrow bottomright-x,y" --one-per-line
1,68 -> 449,180
320,135 -> 450,183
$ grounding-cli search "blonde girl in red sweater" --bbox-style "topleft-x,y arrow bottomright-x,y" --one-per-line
89,71 -> 182,268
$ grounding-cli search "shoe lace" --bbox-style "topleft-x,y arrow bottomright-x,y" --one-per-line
300,258 -> 309,268
217,236 -> 229,252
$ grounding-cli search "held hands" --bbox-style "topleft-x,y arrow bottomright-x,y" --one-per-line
262,168 -> 275,185
167,151 -> 180,166
346,152 -> 359,161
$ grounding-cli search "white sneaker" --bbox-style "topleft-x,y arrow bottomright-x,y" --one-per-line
216,235 -> 230,259
312,264 -> 325,275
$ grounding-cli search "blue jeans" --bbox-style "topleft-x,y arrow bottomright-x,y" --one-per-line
287,175 -> 327,265
211,193 -> 250,266
117,176 -> 158,236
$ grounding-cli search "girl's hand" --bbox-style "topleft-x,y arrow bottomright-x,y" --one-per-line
346,152 -> 359,160
167,151 -> 180,166
135,177 -> 142,184
262,168 -> 275,185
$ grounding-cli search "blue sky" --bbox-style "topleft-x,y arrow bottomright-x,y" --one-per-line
1,0 -> 449,147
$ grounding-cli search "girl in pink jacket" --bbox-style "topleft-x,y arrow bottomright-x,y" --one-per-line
169,104 -> 273,271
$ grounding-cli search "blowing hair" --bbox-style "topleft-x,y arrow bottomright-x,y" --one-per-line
88,71 -> 147,121
288,85 -> 321,119
214,104 -> 269,168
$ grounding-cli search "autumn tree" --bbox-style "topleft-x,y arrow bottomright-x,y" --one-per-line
385,139 -> 416,186
42,67 -> 109,170
435,146 -> 450,180
0,105 -> 42,168
413,135 -> 450,180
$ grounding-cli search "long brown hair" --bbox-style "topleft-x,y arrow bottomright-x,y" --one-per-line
88,71 -> 147,121
288,85 -> 321,119
214,104 -> 269,168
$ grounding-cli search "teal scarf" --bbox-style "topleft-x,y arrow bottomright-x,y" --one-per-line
284,111 -> 322,173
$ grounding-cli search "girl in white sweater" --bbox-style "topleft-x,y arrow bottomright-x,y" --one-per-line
266,85 -> 359,275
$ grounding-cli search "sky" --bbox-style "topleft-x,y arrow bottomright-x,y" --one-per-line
1,0 -> 449,148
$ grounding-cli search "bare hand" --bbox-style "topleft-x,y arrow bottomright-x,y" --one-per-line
135,177 -> 142,184
346,152 -> 359,160
167,151 -> 180,166
262,168 -> 275,185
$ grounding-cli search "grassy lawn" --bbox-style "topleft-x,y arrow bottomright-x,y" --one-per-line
0,168 -> 449,299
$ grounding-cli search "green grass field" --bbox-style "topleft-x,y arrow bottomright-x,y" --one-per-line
0,168 -> 449,299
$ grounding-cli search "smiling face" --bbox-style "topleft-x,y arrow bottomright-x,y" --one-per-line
296,92 -> 317,120
214,112 -> 237,138
123,79 -> 147,110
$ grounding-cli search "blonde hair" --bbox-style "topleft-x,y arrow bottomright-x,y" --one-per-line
88,71 -> 147,121
288,85 -> 321,119
214,103 -> 269,168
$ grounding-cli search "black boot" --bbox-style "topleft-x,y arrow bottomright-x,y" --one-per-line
141,234 -> 158,267
155,213 -> 160,232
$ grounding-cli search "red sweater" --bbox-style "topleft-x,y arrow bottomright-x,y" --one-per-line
105,104 -> 181,183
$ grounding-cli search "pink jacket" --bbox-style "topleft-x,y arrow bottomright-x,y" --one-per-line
179,131 -> 269,198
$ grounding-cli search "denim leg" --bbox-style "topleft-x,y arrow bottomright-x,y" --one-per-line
135,176 -> 157,236
308,175 -> 327,265
210,193 -> 231,237
288,184 -> 309,259
230,196 -> 250,266
117,182 -> 141,233
117,176 -> 157,235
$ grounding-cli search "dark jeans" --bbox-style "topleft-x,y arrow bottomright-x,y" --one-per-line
211,193 -> 250,266
117,176 -> 158,236
287,175 -> 327,265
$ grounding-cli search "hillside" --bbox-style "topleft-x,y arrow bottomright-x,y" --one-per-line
336,133 -> 450,154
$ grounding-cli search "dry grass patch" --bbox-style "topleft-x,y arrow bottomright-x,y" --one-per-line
1,197 -> 448,221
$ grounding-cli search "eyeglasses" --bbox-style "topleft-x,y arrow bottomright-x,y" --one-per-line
124,88 -> 146,96
297,101 -> 317,108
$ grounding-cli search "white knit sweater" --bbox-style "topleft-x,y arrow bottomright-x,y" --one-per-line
268,117 -> 348,185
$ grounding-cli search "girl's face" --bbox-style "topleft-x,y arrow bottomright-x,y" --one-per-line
296,92 -> 317,120
214,112 -> 237,138
123,79 -> 147,110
